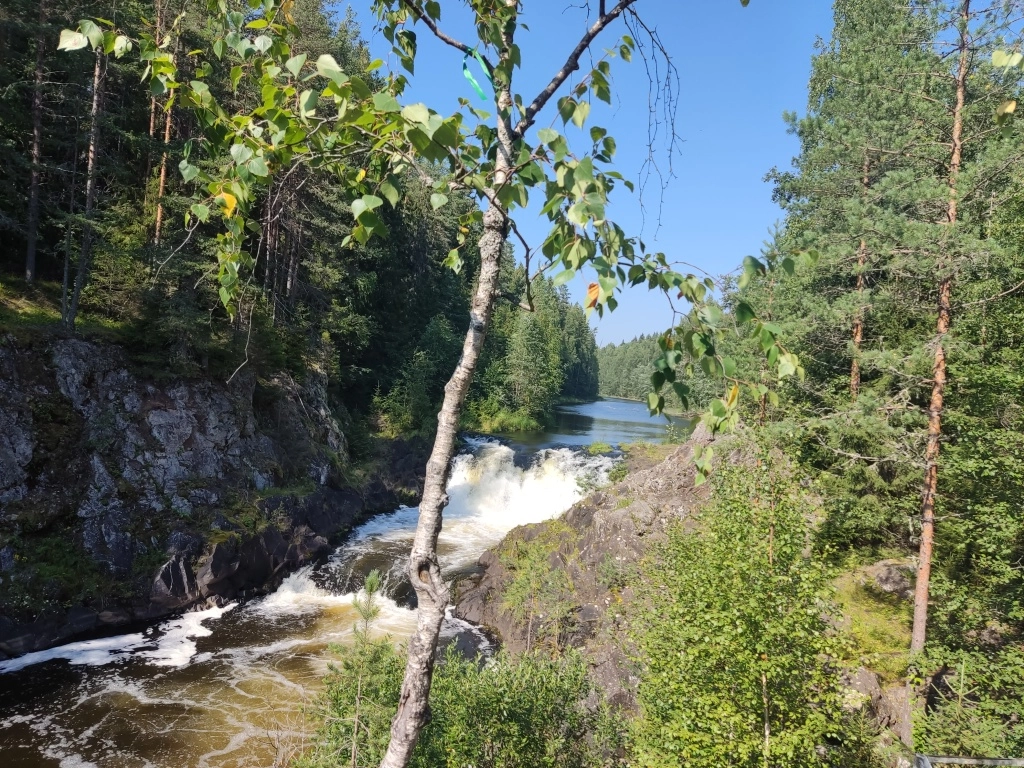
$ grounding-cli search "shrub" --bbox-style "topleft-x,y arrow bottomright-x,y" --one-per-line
628,459 -> 870,767
915,647 -> 1024,758
300,643 -> 613,768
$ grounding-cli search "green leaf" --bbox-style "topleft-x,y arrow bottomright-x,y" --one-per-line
402,102 -> 430,124
993,50 -> 1023,69
443,249 -> 463,273
300,89 -> 319,116
178,160 -> 199,183
229,143 -> 253,165
380,179 -> 400,207
537,127 -> 559,144
552,269 -> 576,287
285,53 -> 307,78
430,192 -> 448,210
352,194 -> 384,221
735,301 -> 756,324
79,20 -> 104,50
58,29 -> 89,51
248,156 -> 269,177
373,92 -> 401,113
778,354 -> 796,378
572,100 -> 591,129
316,54 -> 346,84
557,96 -> 576,124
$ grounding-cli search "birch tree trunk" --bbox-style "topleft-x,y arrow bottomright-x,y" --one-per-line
910,0 -> 969,654
65,46 -> 104,330
377,3 -> 638,764
379,150 -> 510,768
25,0 -> 47,284
379,56 -> 516,768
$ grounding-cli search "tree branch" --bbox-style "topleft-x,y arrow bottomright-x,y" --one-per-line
514,0 -> 637,137
401,0 -> 490,66
957,277 -> 1024,308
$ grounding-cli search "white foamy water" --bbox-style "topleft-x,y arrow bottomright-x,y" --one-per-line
0,438 -> 614,768
0,604 -> 236,675
343,440 -> 611,565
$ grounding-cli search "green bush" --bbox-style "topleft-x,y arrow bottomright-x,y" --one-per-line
299,642 -> 614,768
915,647 -> 1024,758
628,460 -> 872,767
298,566 -> 619,768
499,521 -> 579,651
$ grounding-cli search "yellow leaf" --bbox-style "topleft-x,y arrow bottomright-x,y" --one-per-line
586,282 -> 600,309
280,0 -> 296,24
726,384 -> 739,408
356,168 -> 366,182
216,191 -> 237,217
997,99 -> 1017,117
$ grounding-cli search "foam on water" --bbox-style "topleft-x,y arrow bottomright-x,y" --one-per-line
0,603 -> 236,674
342,441 -> 611,567
248,440 -> 611,629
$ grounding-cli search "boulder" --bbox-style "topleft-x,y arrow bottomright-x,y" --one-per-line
861,559 -> 915,601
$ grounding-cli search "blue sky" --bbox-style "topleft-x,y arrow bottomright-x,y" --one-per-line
334,1 -> 835,345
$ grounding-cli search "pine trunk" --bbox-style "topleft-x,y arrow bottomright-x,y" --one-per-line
153,25 -> 175,245
144,0 -> 163,205
850,154 -> 870,398
910,0 -> 968,654
66,46 -> 104,331
25,1 -> 47,284
153,106 -> 173,244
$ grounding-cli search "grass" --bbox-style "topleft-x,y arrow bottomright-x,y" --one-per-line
468,407 -> 543,433
0,278 -> 135,342
587,441 -> 614,455
835,570 -> 913,682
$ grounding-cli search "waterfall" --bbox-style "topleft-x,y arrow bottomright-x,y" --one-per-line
0,439 -> 613,768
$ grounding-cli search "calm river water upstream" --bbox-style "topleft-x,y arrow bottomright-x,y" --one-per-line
0,398 -> 675,767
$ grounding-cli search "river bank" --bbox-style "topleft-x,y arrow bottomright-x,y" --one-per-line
0,431 -> 627,767
0,333 -> 429,661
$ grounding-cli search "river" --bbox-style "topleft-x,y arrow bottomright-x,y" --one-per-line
0,398 -> 676,767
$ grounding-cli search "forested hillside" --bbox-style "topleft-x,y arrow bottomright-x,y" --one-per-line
675,0 -> 1024,756
596,333 -> 715,412
0,0 -> 596,438
565,0 -> 1024,761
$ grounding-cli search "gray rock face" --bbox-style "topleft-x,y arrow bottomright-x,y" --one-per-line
454,431 -> 718,711
861,559 -> 915,601
0,335 -> 375,658
0,346 -> 33,505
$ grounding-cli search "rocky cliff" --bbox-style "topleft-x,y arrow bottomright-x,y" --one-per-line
0,334 -> 424,658
454,432 -> 916,746
455,432 -> 714,709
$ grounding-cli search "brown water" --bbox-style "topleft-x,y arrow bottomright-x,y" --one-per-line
0,399 -> 668,767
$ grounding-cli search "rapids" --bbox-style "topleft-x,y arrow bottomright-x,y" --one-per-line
0,438 -> 618,768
